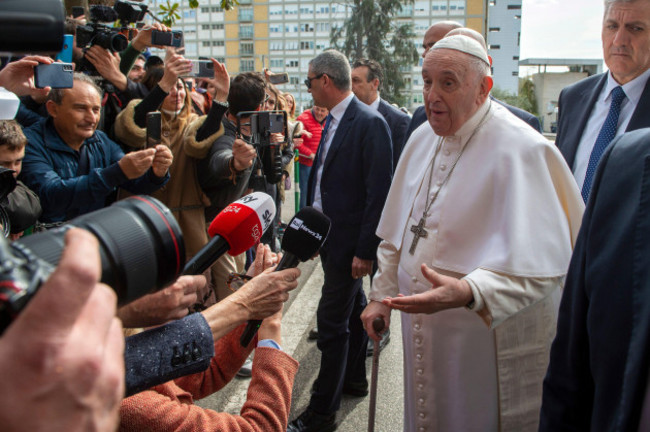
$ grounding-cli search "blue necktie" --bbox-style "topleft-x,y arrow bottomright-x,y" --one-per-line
581,86 -> 626,202
315,114 -> 332,169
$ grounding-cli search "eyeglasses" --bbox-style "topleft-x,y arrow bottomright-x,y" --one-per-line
227,272 -> 253,292
304,73 -> 325,89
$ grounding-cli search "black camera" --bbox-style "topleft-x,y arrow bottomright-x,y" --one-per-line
0,196 -> 186,334
237,110 -> 288,187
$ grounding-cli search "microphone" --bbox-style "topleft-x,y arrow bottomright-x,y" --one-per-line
182,192 -> 275,276
240,206 -> 331,346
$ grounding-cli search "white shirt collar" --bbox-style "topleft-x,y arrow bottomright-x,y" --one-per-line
606,68 -> 650,106
369,95 -> 381,111
329,92 -> 354,124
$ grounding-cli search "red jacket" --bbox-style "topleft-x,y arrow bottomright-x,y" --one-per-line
295,109 -> 325,167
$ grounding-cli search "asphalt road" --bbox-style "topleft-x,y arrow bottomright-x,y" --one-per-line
196,190 -> 406,431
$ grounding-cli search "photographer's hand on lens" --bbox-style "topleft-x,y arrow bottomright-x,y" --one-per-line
84,46 -> 127,91
0,56 -> 53,101
203,59 -> 230,103
158,53 -> 192,93
232,138 -> 256,171
118,148 -> 157,179
0,229 -> 124,431
118,275 -> 203,328
151,144 -> 173,177
131,23 -> 170,52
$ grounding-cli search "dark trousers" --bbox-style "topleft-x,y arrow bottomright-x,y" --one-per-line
309,249 -> 369,415
299,163 -> 311,209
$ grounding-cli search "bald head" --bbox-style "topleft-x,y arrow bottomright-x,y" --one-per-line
422,21 -> 462,58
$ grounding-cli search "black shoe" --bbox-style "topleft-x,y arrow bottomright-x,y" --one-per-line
311,379 -> 368,397
366,328 -> 391,357
308,327 -> 319,340
287,409 -> 337,432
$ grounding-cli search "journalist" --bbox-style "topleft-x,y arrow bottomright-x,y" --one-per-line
19,73 -> 172,225
196,71 -> 264,302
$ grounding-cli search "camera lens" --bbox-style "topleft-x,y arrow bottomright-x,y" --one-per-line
15,196 -> 185,305
94,31 -> 128,52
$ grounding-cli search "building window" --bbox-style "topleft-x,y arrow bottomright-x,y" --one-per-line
513,56 -> 519,60
202,41 -> 211,47
489,27 -> 501,32
507,4 -> 522,9
212,40 -> 224,47
300,41 -> 314,50
240,24 -> 254,39
211,6 -> 223,12
290,76 -> 300,85
270,59 -> 284,68
213,23 -> 224,29
286,60 -> 299,67
202,24 -> 210,30
241,59 -> 255,72
240,42 -> 254,55
512,71 -> 519,76
238,7 -> 253,21
490,44 -> 501,49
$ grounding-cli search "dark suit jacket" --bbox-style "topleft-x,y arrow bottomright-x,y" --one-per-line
124,313 -> 215,396
555,72 -> 650,168
377,98 -> 410,168
307,96 -> 393,268
405,97 -> 541,144
540,129 -> 650,432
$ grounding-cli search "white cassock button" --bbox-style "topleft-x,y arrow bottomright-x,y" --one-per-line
412,276 -> 417,282
416,353 -> 422,361
414,323 -> 421,331
418,384 -> 424,390
444,149 -> 450,156
419,412 -> 426,419
419,428 -> 426,432
440,164 -> 447,171
417,369 -> 423,375
419,398 -> 425,405
436,180 -> 443,186
415,337 -> 422,345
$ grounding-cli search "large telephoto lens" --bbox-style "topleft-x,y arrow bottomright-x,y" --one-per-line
95,30 -> 128,52
16,195 -> 185,305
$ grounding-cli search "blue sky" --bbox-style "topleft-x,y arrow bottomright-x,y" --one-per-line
520,0 -> 604,60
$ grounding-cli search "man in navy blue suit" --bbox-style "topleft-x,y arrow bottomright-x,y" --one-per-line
405,23 -> 541,142
287,50 -> 393,432
553,0 -> 650,200
352,58 -> 410,168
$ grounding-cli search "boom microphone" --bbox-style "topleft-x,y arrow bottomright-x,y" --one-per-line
240,206 -> 331,346
182,192 -> 275,276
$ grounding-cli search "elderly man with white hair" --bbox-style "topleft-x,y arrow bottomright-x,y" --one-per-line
361,35 -> 584,431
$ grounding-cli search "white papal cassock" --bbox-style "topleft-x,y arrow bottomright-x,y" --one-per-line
371,100 -> 584,432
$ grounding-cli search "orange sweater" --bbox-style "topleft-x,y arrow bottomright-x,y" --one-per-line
120,325 -> 299,432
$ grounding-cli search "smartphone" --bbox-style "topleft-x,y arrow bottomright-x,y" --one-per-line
55,34 -> 74,63
34,63 -> 74,89
151,30 -> 183,48
268,72 -> 289,85
146,112 -> 162,148
182,60 -> 214,78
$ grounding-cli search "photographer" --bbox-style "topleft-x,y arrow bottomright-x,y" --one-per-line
19,73 -> 172,225
114,53 -> 229,306
0,55 -> 53,128
197,71 -> 263,302
0,120 -> 41,239
120,243 -> 301,431
0,228 -> 124,431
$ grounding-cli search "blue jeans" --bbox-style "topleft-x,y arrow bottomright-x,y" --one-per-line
299,163 -> 312,209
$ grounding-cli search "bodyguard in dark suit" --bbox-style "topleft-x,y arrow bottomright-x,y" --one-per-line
287,50 -> 393,432
540,128 -> 650,432
554,0 -> 650,201
351,58 -> 410,168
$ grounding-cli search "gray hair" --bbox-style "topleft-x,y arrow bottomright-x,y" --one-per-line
309,50 -> 351,91
48,73 -> 103,104
604,0 -> 644,12
467,55 -> 491,83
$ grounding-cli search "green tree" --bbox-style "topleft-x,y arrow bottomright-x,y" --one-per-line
330,0 -> 419,106
491,78 -> 539,117
157,0 -> 238,27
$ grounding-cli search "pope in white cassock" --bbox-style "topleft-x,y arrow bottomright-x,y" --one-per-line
361,35 -> 585,432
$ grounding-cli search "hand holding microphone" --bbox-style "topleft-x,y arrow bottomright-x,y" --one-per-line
240,206 -> 331,346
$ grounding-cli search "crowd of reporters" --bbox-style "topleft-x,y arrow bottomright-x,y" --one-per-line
0,11 -> 316,432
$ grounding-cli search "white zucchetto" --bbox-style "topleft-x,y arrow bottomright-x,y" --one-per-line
431,35 -> 491,66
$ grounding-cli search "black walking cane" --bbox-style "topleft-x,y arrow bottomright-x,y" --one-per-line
368,316 -> 385,432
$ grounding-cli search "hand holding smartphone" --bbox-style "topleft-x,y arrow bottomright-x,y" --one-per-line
34,63 -> 74,89
146,112 -> 162,149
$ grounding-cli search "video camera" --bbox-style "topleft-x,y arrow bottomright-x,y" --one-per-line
0,195 -> 186,334
237,110 -> 288,189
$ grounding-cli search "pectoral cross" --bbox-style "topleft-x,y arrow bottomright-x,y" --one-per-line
409,217 -> 428,255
